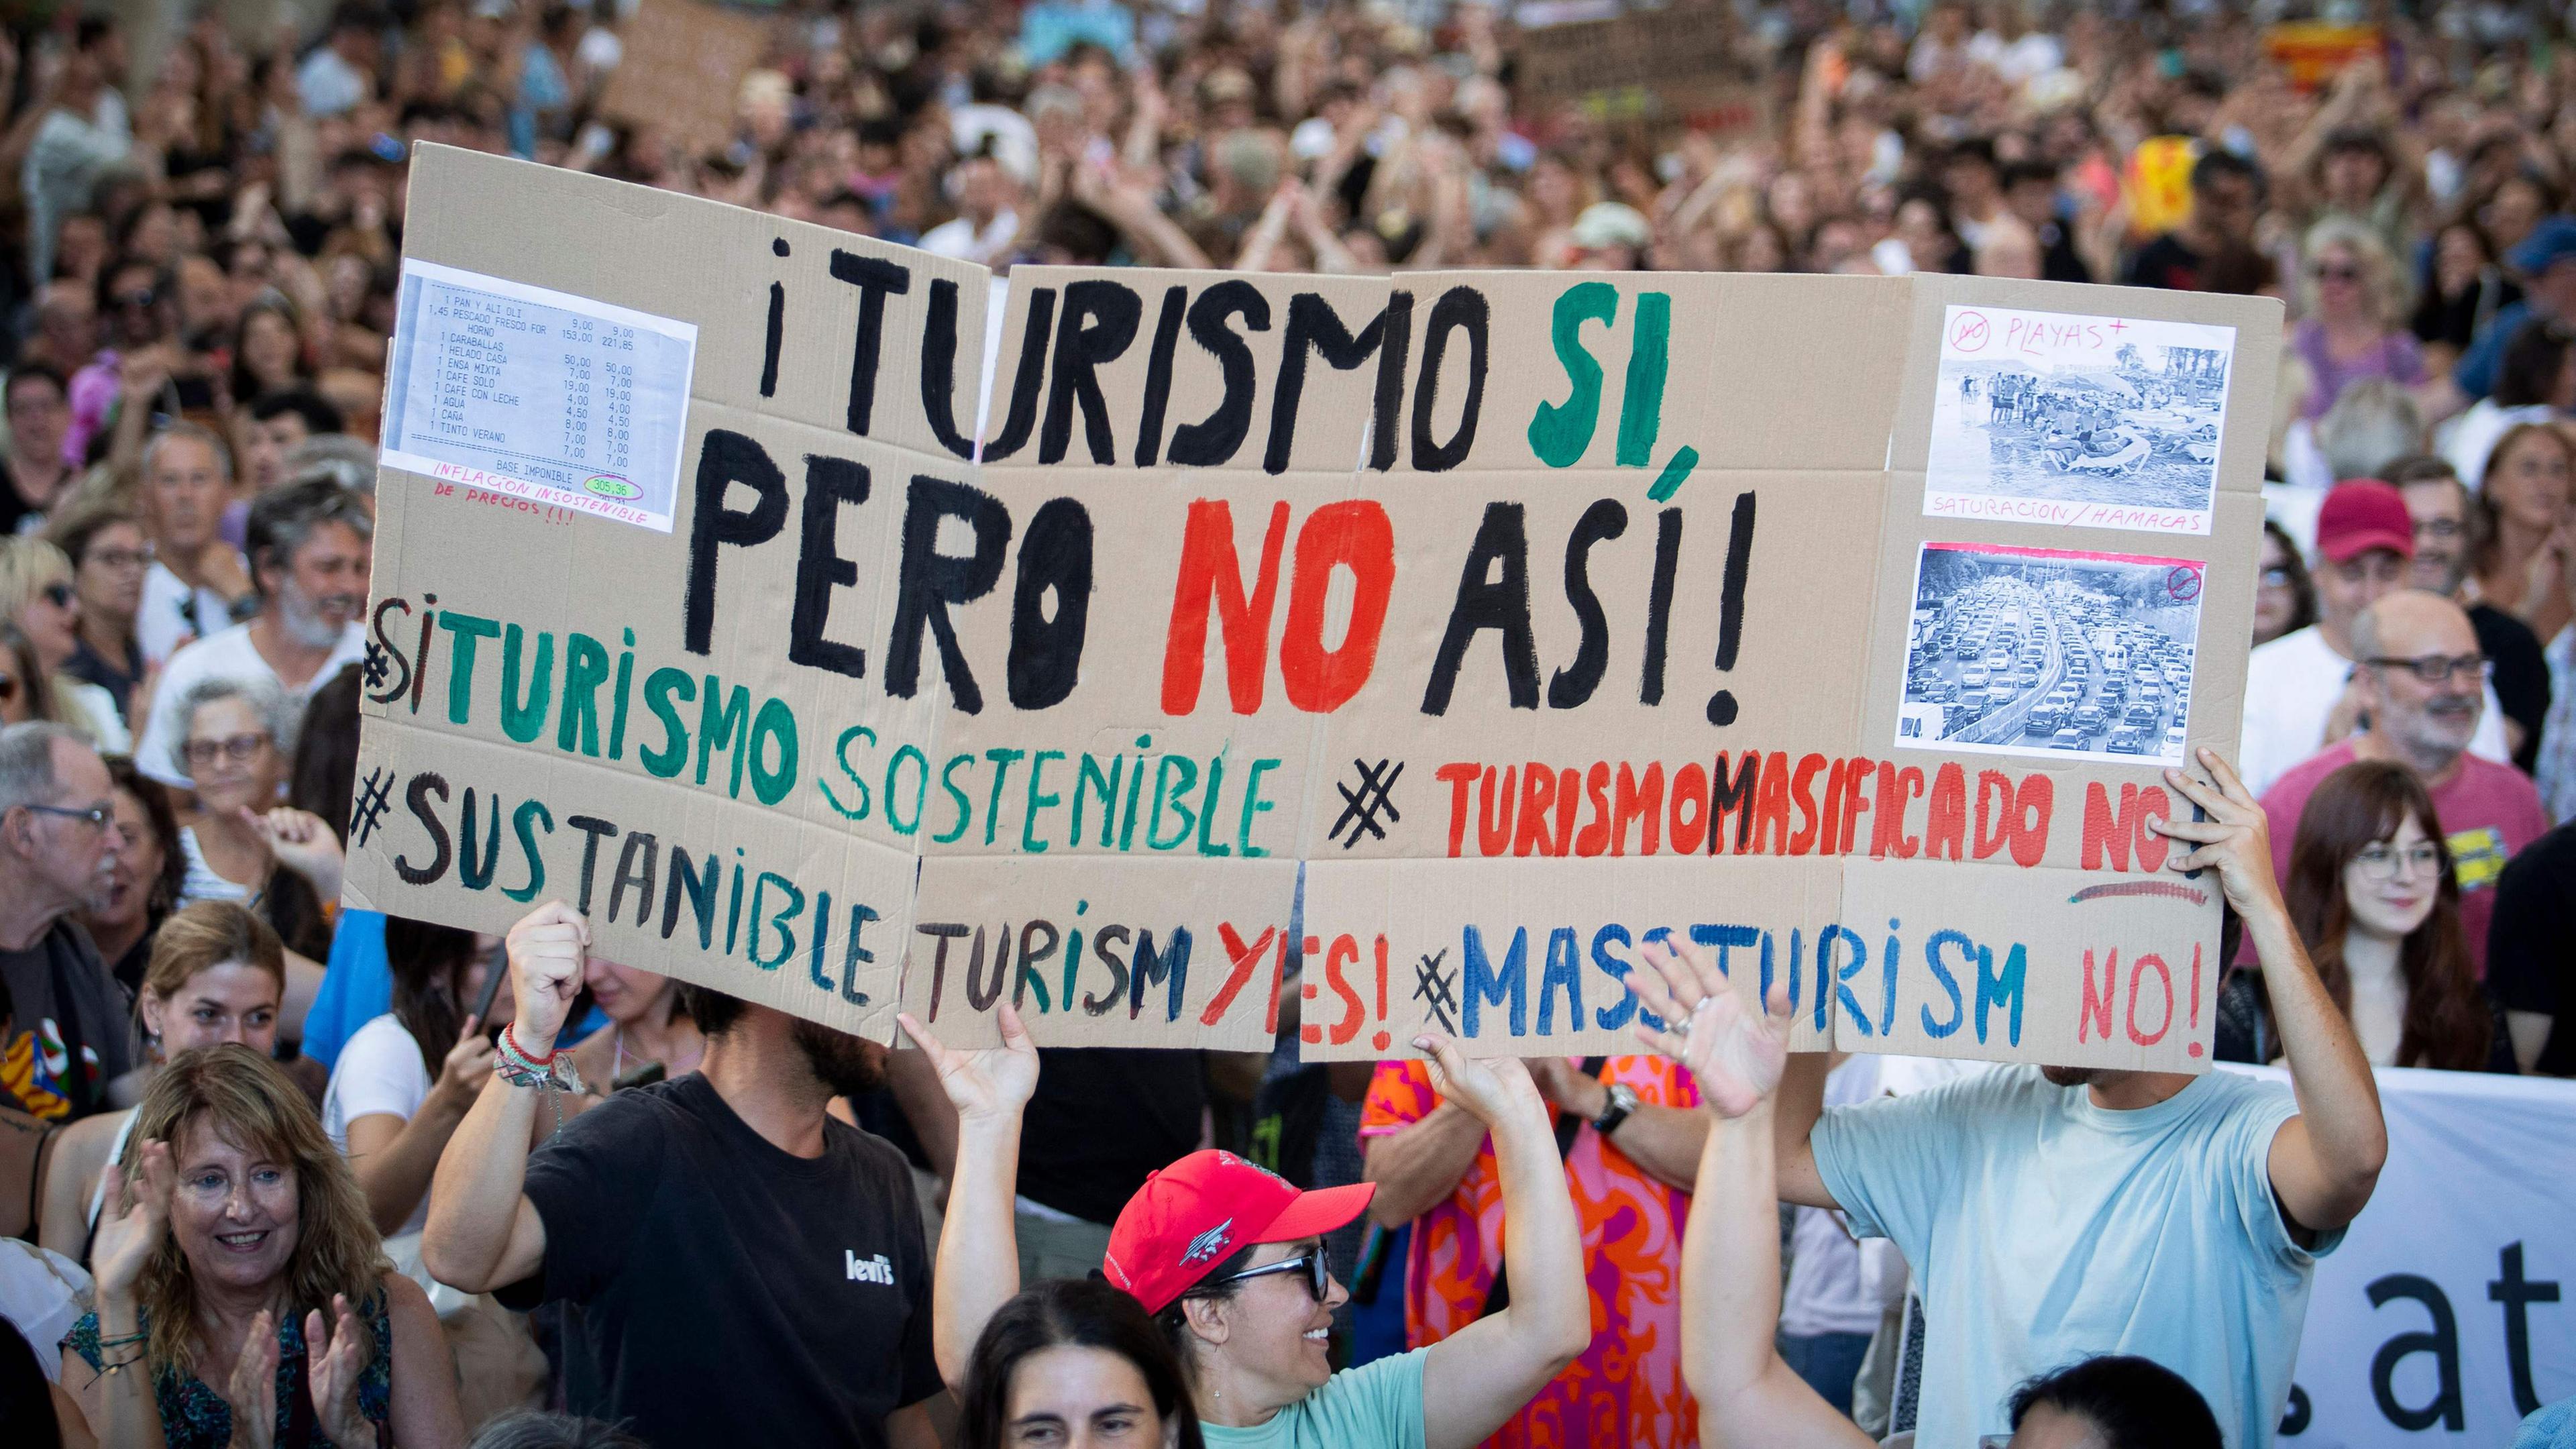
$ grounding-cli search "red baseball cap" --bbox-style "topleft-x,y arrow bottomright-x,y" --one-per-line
1103,1150 -> 1375,1313
2314,479 -> 2415,564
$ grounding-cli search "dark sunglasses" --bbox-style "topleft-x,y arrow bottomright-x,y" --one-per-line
1205,1252 -> 1330,1302
40,581 -> 72,608
0,672 -> 14,703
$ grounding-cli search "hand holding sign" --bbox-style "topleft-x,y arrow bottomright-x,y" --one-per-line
1622,938 -> 1789,1119
2150,749 -> 2282,919
899,1004 -> 1039,1124
504,901 -> 589,1055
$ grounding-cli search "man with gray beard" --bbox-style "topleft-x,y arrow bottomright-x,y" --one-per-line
0,722 -> 130,1120
133,476 -> 370,788
2257,589 -> 2550,976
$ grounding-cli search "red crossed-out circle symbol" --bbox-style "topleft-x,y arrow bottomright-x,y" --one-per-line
1949,311 -> 1992,352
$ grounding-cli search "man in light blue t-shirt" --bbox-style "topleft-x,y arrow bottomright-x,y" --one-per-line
1780,752 -> 2387,1449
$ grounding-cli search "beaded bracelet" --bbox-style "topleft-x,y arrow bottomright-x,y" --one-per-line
494,1025 -> 586,1094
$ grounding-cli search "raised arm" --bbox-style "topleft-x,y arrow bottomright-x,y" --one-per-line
1358,1095 -> 1486,1228
70,1142 -> 177,1449
2155,749 -> 2386,1234
421,902 -> 586,1293
1630,945 -> 1872,1449
1416,1039 -> 1591,1449
896,1006 -> 1040,1389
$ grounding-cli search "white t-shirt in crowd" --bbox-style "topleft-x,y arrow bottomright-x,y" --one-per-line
1813,1066 -> 2334,1449
174,826 -> 251,907
2235,624 -> 2508,797
321,1013 -> 435,1238
133,619 -> 366,788
137,559 -> 236,667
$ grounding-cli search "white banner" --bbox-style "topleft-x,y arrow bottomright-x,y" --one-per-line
2228,1065 -> 2576,1446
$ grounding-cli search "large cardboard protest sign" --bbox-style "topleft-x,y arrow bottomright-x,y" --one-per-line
350,146 -> 2277,1067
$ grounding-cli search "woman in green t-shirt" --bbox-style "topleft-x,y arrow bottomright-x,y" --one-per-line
904,1005 -> 1591,1449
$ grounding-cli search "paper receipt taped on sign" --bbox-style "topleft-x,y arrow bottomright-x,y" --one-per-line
380,259 -> 697,531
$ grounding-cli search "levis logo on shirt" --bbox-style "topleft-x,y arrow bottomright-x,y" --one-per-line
845,1250 -> 895,1285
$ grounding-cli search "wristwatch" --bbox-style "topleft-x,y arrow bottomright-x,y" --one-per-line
1591,1082 -> 1640,1137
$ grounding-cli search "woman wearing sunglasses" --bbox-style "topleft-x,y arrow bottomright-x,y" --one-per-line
0,535 -> 128,751
904,1005 -> 1589,1448
2293,219 -> 2424,422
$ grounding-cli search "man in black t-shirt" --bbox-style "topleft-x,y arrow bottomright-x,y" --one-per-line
425,902 -> 943,1448
0,723 -> 129,1120
1014,1047 -> 1206,1277
2489,820 -> 2575,1075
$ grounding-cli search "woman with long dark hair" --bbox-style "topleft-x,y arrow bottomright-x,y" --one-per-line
957,1277 -> 1205,1449
2238,760 -> 2509,1071
320,918 -> 504,1240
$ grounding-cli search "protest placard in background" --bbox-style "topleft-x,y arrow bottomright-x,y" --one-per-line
1512,3 -> 1769,137
349,146 -> 2279,1063
596,0 -> 772,160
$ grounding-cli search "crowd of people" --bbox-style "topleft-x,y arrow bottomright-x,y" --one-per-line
0,0 -> 2572,1446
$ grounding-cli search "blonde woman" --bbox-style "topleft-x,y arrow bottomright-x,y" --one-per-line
2294,217 -> 2424,421
40,902 -> 286,1265
0,536 -> 127,751
63,1044 -> 464,1448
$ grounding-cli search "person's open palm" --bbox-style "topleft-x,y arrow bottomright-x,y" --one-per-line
1621,938 -> 1790,1118
897,1004 -> 1038,1123
90,1138 -> 174,1303
304,1293 -> 370,1448
219,1308 -> 280,1449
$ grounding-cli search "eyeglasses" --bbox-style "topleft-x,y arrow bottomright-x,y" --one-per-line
116,288 -> 156,311
1205,1252 -> 1330,1302
39,581 -> 72,608
2365,653 -> 2490,686
20,801 -> 111,829
181,732 -> 271,767
2353,842 -> 2444,879
2412,518 -> 2465,540
2259,566 -> 2295,589
2312,264 -> 2362,283
85,546 -> 152,570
